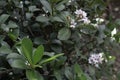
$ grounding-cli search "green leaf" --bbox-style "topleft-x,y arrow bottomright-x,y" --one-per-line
88,66 -> 95,76
8,21 -> 18,28
36,16 -> 49,22
56,4 -> 65,11
0,46 -> 12,54
54,70 -> 62,80
22,38 -> 33,64
1,24 -> 9,32
26,13 -> 33,19
74,63 -> 87,80
0,14 -> 9,24
58,28 -> 71,40
115,19 -> 120,25
7,53 -> 22,59
26,70 -> 43,80
10,59 -> 27,69
51,44 -> 62,53
51,16 -> 64,22
33,45 -> 44,64
40,0 -> 52,14
34,37 -> 46,45
117,71 -> 120,80
0,35 -> 5,42
29,6 -> 40,12
40,53 -> 63,64
64,67 -> 73,80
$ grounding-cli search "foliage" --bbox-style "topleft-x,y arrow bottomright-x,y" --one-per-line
0,0 -> 119,80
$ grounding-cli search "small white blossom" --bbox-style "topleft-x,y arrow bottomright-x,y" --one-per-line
81,17 -> 91,24
25,61 -> 30,66
91,23 -> 98,27
74,9 -> 87,18
111,28 -> 117,36
70,19 -> 77,28
69,0 -> 75,3
75,9 -> 91,24
111,28 -> 117,40
96,18 -> 104,23
88,53 -> 104,67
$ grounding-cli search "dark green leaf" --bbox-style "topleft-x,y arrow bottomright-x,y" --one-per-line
0,14 -> 9,24
40,0 -> 52,14
74,63 -> 87,80
26,70 -> 43,80
10,59 -> 27,69
0,46 -> 12,54
7,53 -> 22,59
56,4 -> 65,11
58,28 -> 71,40
36,16 -> 49,22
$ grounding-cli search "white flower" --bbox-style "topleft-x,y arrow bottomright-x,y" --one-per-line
82,17 -> 91,24
111,28 -> 117,36
111,28 -> 117,40
91,23 -> 98,27
69,0 -> 74,3
96,18 -> 104,23
88,53 -> 104,67
74,9 -> 90,24
25,61 -> 30,66
74,9 -> 87,18
70,19 -> 77,28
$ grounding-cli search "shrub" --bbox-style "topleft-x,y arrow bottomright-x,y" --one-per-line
0,0 -> 120,80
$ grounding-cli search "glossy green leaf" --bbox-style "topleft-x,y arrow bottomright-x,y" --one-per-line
8,21 -> 18,28
51,16 -> 64,22
58,28 -> 71,40
51,44 -> 62,53
0,14 -> 9,24
56,4 -> 65,11
33,45 -> 44,64
29,6 -> 40,12
22,38 -> 33,64
26,70 -> 43,80
64,67 -> 73,80
74,63 -> 87,80
36,16 -> 49,22
40,0 -> 52,14
54,70 -> 62,80
10,59 -> 27,69
0,46 -> 12,54
7,53 -> 22,59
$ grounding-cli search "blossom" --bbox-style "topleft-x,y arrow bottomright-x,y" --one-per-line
88,53 -> 104,67
74,9 -> 87,18
69,0 -> 74,3
81,17 -> 91,24
70,19 -> 77,28
75,9 -> 91,24
96,18 -> 104,23
111,28 -> 117,40
111,28 -> 117,36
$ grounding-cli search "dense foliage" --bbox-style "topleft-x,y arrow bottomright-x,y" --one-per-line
0,0 -> 120,80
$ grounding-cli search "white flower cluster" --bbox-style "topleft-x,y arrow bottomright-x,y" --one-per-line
74,9 -> 90,24
88,53 -> 104,67
69,9 -> 90,28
